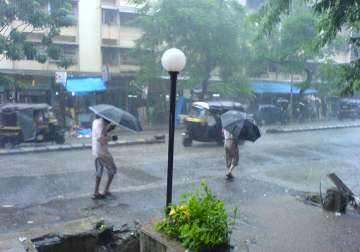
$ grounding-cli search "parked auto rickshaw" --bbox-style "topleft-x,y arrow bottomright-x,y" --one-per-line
0,103 -> 65,148
182,101 -> 246,147
337,98 -> 360,120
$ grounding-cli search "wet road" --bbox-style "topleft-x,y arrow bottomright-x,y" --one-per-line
1,128 -> 360,251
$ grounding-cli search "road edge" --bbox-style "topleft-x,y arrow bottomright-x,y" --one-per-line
0,138 -> 165,156
266,122 -> 360,134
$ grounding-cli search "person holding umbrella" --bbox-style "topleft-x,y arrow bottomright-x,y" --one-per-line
223,128 -> 239,179
91,115 -> 117,199
90,104 -> 142,199
221,110 -> 261,179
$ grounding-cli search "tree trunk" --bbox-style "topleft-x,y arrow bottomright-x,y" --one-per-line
200,78 -> 209,99
289,74 -> 294,120
299,68 -> 313,99
199,61 -> 213,99
58,85 -> 66,128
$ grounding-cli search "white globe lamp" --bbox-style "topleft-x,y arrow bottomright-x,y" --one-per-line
161,48 -> 186,73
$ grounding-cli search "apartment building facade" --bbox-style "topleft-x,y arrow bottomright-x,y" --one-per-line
0,0 -> 142,106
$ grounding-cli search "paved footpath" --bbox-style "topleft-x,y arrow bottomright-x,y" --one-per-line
0,129 -> 165,156
266,119 -> 360,133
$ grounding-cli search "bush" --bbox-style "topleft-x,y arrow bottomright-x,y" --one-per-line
156,181 -> 236,251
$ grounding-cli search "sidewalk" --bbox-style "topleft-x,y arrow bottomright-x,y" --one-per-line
0,130 -> 166,156
266,119 -> 360,133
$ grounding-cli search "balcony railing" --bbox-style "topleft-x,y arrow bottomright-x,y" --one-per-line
13,60 -> 79,71
118,27 -> 143,48
102,25 -> 120,41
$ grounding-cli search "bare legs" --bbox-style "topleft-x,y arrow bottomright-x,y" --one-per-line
104,174 -> 114,195
94,176 -> 102,195
93,157 -> 116,199
225,139 -> 239,178
94,175 -> 114,198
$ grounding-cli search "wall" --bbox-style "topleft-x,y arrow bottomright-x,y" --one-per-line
79,0 -> 102,72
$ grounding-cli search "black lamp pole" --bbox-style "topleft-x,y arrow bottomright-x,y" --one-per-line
166,71 -> 178,208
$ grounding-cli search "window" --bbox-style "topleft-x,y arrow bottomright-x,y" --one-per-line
71,1 -> 79,22
48,44 -> 78,64
119,48 -> 137,65
62,45 -> 78,63
119,12 -> 137,26
102,9 -> 119,25
102,47 -> 120,65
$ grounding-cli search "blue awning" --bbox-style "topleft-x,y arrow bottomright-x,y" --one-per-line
250,80 -> 318,94
64,77 -> 106,95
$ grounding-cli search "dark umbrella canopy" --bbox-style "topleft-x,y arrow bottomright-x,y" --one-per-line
89,104 -> 142,132
220,110 -> 247,129
221,110 -> 260,142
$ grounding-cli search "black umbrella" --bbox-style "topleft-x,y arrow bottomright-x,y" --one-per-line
89,104 -> 142,132
221,110 -> 260,142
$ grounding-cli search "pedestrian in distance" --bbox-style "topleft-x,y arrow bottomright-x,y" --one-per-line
223,128 -> 239,179
91,115 -> 117,199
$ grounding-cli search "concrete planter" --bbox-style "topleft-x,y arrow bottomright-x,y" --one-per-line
140,222 -> 230,252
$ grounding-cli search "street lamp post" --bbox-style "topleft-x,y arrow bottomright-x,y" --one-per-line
161,48 -> 186,208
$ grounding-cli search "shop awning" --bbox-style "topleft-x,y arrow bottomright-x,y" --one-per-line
64,77 -> 106,95
250,80 -> 318,94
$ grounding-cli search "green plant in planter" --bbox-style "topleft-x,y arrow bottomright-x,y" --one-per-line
156,181 -> 237,251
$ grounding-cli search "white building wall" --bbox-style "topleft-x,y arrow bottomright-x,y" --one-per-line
78,0 -> 102,72
0,28 -> 14,70
0,58 -> 13,70
238,0 -> 247,6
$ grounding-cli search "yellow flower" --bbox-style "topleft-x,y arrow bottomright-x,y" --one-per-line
179,205 -> 190,218
169,208 -> 176,217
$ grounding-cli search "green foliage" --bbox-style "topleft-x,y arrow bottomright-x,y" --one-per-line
258,0 -> 360,94
316,63 -> 347,95
47,45 -> 61,60
156,181 -> 236,251
249,3 -> 321,97
0,73 -> 27,97
133,0 -> 252,98
0,0 -> 75,63
257,0 -> 291,36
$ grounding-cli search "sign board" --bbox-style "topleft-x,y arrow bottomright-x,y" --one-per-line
55,71 -> 67,84
102,66 -> 110,82
142,86 -> 148,99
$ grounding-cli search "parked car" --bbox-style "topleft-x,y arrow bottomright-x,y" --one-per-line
337,99 -> 360,120
254,104 -> 288,125
0,103 -> 65,148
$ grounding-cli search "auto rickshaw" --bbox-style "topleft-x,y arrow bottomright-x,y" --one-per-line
182,101 -> 246,147
0,103 -> 65,148
337,98 -> 360,120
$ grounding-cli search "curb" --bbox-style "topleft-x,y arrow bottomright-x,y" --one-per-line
266,123 -> 360,134
0,138 -> 165,156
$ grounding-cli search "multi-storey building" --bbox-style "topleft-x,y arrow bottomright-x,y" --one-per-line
0,0 -> 142,106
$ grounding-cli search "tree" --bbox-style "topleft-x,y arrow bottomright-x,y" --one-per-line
258,0 -> 360,95
315,63 -> 348,96
250,4 -> 321,108
132,0 -> 252,99
0,0 -> 75,63
0,0 -> 75,102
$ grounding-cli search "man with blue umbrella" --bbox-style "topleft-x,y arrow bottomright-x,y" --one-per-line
221,110 -> 260,179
